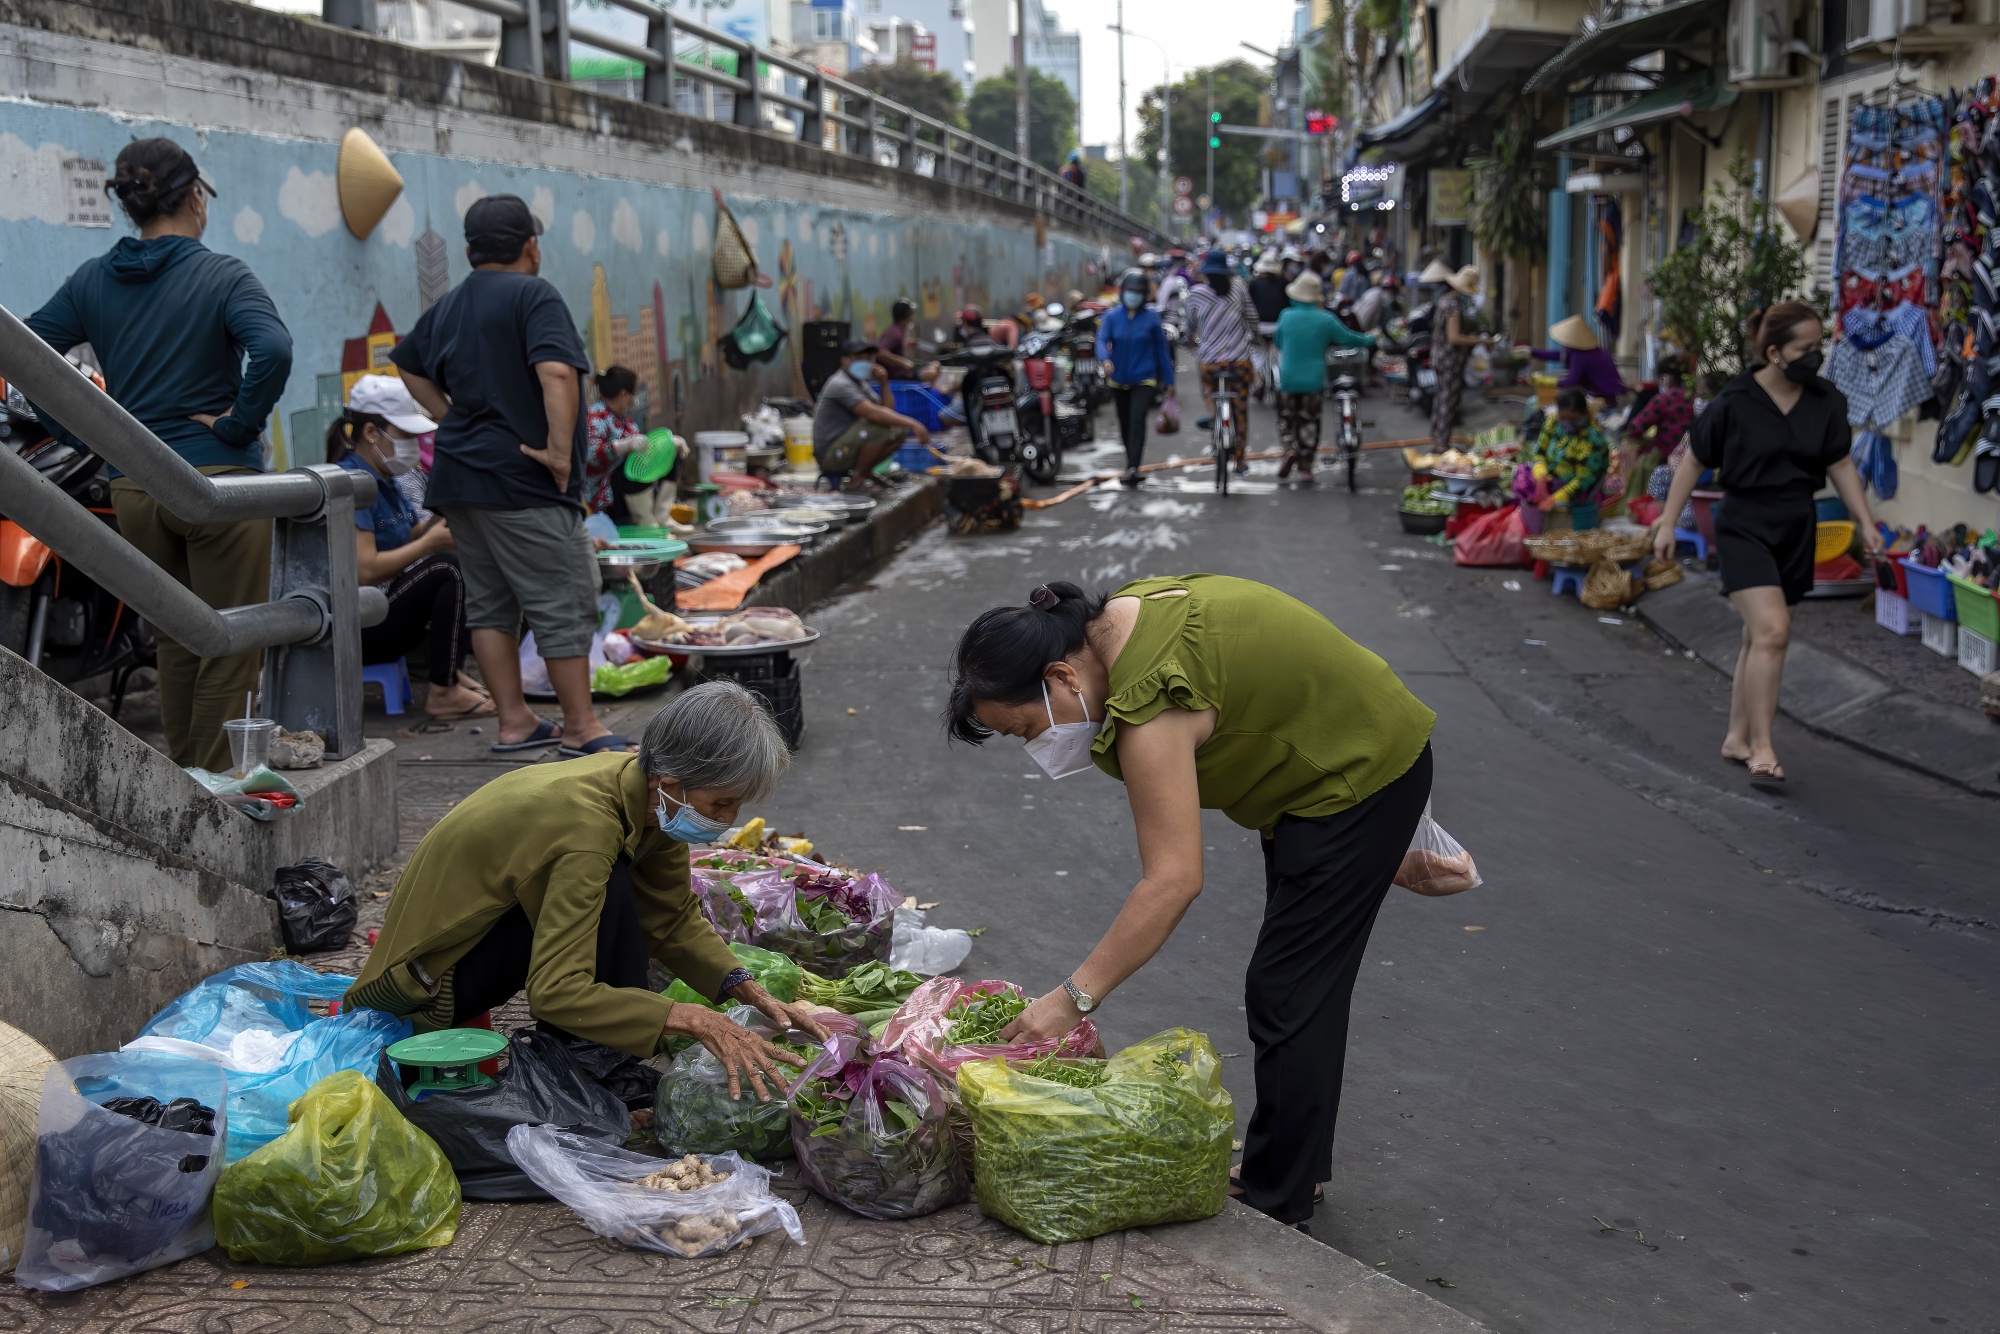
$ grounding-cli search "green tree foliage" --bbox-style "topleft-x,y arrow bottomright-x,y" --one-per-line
1135,61 -> 1266,221
967,69 -> 1078,172
1465,108 -> 1547,261
1646,155 -> 1819,378
846,58 -> 967,129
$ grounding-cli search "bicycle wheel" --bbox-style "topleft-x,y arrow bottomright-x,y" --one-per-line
1213,404 -> 1231,495
1340,419 -> 1361,492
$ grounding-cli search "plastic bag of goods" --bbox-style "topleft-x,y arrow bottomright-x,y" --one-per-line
133,960 -> 352,1051
740,864 -> 901,978
652,1005 -> 855,1160
268,858 -> 358,954
1393,801 -> 1483,896
880,976 -> 1099,1078
507,1125 -> 804,1258
665,942 -> 804,1010
690,868 -> 758,944
14,1052 -> 227,1291
887,907 -> 974,977
374,1028 -> 631,1201
796,960 -> 923,1032
788,1033 -> 967,1220
212,1069 -> 459,1265
956,1029 -> 1234,1243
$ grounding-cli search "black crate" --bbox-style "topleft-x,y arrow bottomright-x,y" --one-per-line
801,321 -> 850,400
696,653 -> 804,749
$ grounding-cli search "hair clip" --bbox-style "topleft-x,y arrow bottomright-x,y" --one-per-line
1028,585 -> 1059,610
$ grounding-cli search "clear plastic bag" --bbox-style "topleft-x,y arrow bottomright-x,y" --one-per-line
788,1033 -> 967,1220
15,1053 -> 228,1292
880,977 -> 1099,1079
665,942 -> 804,1009
739,866 -> 901,978
1394,801 -> 1484,896
135,961 -> 352,1050
887,907 -> 973,977
505,1125 -> 805,1258
957,1029 -> 1234,1244
212,1070 -> 459,1265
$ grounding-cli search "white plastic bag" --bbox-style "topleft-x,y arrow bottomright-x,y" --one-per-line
16,1053 -> 228,1292
504,1126 -> 804,1258
1394,801 -> 1483,896
888,907 -> 974,977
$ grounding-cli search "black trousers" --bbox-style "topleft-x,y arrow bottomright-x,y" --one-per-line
360,552 -> 469,688
448,854 -> 650,1028
1112,384 -> 1156,471
1240,744 -> 1434,1224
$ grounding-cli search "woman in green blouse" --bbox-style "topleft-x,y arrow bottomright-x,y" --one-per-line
947,575 -> 1437,1228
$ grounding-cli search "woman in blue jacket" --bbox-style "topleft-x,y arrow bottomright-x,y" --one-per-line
1094,269 -> 1176,488
28,139 -> 293,770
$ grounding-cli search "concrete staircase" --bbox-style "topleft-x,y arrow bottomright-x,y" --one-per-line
0,646 -> 396,1055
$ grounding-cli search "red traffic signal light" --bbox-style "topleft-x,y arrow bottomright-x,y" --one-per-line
1306,110 -> 1339,135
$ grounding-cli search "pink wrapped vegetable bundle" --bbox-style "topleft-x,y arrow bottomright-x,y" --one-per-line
879,977 -> 1099,1078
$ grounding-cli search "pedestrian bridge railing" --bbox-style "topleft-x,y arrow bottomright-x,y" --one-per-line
0,305 -> 386,759
319,0 -> 1156,244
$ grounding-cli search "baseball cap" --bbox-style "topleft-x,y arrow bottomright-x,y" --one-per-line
347,374 -> 438,434
464,194 -> 543,265
840,336 -> 878,357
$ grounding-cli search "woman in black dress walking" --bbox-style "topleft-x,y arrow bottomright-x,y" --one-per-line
1652,302 -> 1883,786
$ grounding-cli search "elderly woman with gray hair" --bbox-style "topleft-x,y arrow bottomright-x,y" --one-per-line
350,680 -> 826,1103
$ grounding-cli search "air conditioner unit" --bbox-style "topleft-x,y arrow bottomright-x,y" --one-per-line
1730,0 -> 1810,86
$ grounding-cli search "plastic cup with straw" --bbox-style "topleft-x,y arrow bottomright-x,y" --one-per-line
222,690 -> 279,778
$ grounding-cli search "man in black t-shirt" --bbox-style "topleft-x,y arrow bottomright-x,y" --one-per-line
392,195 -> 629,757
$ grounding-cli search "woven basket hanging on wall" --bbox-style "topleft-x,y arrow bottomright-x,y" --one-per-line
0,1022 -> 57,1273
711,189 -> 758,290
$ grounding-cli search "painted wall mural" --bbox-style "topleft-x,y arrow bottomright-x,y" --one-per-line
0,105 -> 1114,467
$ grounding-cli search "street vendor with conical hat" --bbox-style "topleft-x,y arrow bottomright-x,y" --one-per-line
1529,314 -> 1627,404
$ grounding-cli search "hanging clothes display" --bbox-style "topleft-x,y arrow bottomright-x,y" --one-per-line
1931,80 -> 2000,491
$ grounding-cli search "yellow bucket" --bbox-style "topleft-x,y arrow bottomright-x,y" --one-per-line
785,439 -> 815,468
1814,520 -> 1855,563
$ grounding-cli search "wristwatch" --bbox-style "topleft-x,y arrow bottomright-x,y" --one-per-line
1062,976 -> 1098,1014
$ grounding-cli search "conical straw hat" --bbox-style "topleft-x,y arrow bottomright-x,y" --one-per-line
1418,258 -> 1455,284
1549,314 -> 1599,351
1775,167 -> 1819,242
711,189 -> 758,290
0,1022 -> 56,1273
338,127 -> 406,240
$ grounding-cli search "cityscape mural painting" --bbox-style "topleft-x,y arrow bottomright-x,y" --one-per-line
0,102 -> 1111,466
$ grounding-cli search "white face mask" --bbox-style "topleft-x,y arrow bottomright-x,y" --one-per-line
1022,681 -> 1103,780
386,435 -> 422,476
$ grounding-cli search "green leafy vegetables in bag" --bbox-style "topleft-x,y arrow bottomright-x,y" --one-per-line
796,961 -> 922,1015
943,990 -> 1026,1046
957,1029 -> 1233,1244
664,943 -> 802,1010
653,1006 -> 813,1160
788,1035 -> 967,1220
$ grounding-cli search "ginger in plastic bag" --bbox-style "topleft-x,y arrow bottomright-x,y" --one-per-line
1394,801 -> 1483,896
505,1126 -> 804,1258
957,1029 -> 1233,1244
212,1069 -> 459,1265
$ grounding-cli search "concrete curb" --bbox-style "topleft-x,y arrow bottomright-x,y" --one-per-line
1144,1205 -> 1491,1333
1637,577 -> 2000,796
741,476 -> 943,613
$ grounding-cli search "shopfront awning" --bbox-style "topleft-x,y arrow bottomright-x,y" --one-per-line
1434,22 -> 1580,113
1523,0 -> 1729,93
1535,69 -> 1737,152
1355,92 -> 1448,156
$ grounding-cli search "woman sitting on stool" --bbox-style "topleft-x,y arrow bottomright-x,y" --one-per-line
330,374 -> 492,719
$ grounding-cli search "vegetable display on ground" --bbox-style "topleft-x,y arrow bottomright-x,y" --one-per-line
880,977 -> 1098,1078
788,1034 -> 966,1220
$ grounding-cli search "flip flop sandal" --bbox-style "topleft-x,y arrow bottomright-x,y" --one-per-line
1748,760 -> 1787,789
491,718 -> 561,753
558,732 -> 638,759
428,696 -> 500,722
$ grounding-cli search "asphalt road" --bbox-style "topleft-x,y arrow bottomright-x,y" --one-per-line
746,377 -> 1998,1333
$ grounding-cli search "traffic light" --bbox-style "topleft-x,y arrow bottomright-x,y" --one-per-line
1208,110 -> 1221,149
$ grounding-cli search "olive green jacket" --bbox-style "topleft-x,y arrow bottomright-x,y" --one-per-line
348,753 -> 737,1057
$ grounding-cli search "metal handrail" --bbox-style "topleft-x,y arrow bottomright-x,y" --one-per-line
319,0 -> 1160,242
0,303 -> 387,758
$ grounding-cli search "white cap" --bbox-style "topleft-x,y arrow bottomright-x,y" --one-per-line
347,373 -> 436,434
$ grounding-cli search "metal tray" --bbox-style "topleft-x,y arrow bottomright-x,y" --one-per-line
771,492 -> 877,524
704,516 -> 829,539
629,624 -> 821,657
687,534 -> 800,557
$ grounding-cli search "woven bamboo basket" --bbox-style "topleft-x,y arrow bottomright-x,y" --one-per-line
1578,529 -> 1654,564
710,190 -> 758,290
0,1023 -> 56,1273
1644,556 -> 1685,591
1524,534 -> 1584,567
1581,558 -> 1638,610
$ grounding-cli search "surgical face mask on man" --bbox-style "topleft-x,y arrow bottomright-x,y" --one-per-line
847,359 -> 875,382
1022,681 -> 1105,780
1121,289 -> 1144,311
656,788 -> 730,843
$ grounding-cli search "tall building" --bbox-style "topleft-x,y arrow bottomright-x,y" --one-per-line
857,0 -> 978,96
1022,0 -> 1080,119
965,0 -> 1010,82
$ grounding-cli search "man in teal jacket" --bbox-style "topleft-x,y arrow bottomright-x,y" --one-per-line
1272,270 -> 1374,482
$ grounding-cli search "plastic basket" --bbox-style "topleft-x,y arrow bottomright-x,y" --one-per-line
1921,612 -> 1958,658
893,442 -> 939,474
1814,520 -> 1855,564
888,382 -> 953,432
1958,625 -> 1998,677
1900,560 -> 1957,620
1874,589 -> 1918,636
1946,573 -> 2000,641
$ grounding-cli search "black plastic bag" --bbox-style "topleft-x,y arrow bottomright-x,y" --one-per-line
270,857 -> 357,954
375,1029 -> 631,1201
536,1024 -> 663,1111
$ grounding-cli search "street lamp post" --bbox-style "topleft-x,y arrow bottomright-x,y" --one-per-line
1116,0 -> 1128,213
1205,71 -> 1215,234
1015,0 -> 1030,163
1108,23 -> 1170,233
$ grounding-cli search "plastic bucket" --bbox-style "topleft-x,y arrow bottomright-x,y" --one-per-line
693,430 -> 749,483
783,416 -> 815,468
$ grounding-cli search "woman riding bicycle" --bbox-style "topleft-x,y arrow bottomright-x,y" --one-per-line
1272,271 -> 1376,483
1187,248 -> 1261,474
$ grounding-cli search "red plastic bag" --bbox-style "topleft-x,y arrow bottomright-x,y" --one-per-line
1628,495 -> 1661,527
1154,395 -> 1181,435
878,978 -> 1098,1078
1452,504 -> 1530,567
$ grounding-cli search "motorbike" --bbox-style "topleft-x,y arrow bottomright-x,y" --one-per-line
0,375 -> 155,712
1057,306 -> 1108,413
1389,300 -> 1438,415
1011,325 -> 1067,484
940,338 -> 1024,470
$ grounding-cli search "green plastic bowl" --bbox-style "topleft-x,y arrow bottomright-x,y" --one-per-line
624,428 -> 679,484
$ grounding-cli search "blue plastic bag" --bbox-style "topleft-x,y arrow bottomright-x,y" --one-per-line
137,960 -> 354,1049
222,1009 -> 412,1163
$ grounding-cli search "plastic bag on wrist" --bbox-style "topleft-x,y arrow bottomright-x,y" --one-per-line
1394,801 -> 1483,896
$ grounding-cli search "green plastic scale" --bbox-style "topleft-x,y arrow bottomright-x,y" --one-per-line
385,1029 -> 508,1098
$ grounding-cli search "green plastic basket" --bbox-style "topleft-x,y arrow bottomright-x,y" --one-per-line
1947,573 -> 2000,641
624,428 -> 679,484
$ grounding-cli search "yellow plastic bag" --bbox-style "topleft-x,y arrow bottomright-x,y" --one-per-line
957,1029 -> 1233,1243
212,1069 -> 459,1265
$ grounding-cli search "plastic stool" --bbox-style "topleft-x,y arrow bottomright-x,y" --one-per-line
1673,527 -> 1709,560
1551,566 -> 1585,597
361,658 -> 412,715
